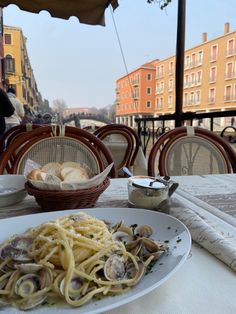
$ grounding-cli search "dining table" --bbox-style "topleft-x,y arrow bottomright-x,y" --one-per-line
0,174 -> 235,314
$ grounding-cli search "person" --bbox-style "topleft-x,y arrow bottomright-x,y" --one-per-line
5,87 -> 25,131
0,81 -> 15,138
231,117 -> 235,126
33,114 -> 45,125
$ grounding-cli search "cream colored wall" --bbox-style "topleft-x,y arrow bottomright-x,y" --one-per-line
4,27 -> 24,102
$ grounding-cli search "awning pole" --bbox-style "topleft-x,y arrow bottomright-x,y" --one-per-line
175,0 -> 186,127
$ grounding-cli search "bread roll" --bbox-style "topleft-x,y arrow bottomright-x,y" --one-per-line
41,162 -> 61,177
27,169 -> 47,181
60,167 -> 76,180
44,173 -> 62,185
63,168 -> 89,183
61,161 -> 84,170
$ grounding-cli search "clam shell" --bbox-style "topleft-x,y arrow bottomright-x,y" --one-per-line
104,255 -> 125,281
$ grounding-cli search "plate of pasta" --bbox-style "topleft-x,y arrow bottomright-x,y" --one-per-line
0,207 -> 191,313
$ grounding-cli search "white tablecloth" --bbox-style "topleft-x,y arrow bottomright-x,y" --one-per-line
0,176 -> 235,313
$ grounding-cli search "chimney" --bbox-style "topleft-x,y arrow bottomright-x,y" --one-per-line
224,22 -> 230,34
202,32 -> 207,43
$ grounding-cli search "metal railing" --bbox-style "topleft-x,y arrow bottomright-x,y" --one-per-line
135,109 -> 236,156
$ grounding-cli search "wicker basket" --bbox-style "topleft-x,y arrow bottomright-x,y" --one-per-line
25,178 -> 110,211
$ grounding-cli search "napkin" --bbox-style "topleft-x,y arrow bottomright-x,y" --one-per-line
170,195 -> 236,272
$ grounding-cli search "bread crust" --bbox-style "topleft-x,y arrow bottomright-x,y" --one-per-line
27,169 -> 46,181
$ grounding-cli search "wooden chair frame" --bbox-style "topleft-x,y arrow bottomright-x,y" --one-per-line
94,128 -> 133,172
0,124 -> 41,155
0,125 -> 116,177
94,124 -> 141,167
148,126 -> 236,176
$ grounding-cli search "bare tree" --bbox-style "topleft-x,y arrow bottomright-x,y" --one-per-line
52,99 -> 67,123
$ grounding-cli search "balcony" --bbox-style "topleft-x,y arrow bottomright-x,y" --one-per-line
226,48 -> 236,57
210,55 -> 217,62
224,95 -> 233,102
225,71 -> 235,80
208,97 -> 215,104
209,76 -> 216,83
132,80 -> 139,86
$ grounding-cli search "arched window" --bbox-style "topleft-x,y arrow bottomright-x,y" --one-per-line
5,54 -> 15,73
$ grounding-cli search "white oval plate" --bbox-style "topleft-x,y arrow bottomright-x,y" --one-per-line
0,207 -> 191,314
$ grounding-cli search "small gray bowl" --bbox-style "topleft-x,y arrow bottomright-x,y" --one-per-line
0,175 -> 27,207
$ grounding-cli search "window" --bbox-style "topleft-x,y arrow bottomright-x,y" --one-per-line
169,61 -> 174,75
211,45 -> 218,61
191,73 -> 195,85
225,62 -> 234,79
190,92 -> 195,104
227,39 -> 235,56
185,55 -> 190,68
156,97 -> 163,109
156,81 -> 164,93
160,65 -> 164,77
147,87 -> 151,95
146,101 -> 151,108
209,88 -> 215,103
198,51 -> 203,65
160,81 -> 164,93
147,73 -> 152,80
156,65 -> 164,78
209,66 -> 217,83
184,74 -> 189,87
4,54 -> 15,73
4,33 -> 12,45
168,95 -> 173,108
134,87 -> 139,98
160,97 -> 163,108
196,91 -> 201,104
191,53 -> 196,67
168,79 -> 173,91
184,93 -> 188,106
225,85 -> 232,101
234,84 -> 236,100
196,71 -> 202,85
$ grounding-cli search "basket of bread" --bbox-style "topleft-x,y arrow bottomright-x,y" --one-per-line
25,161 -> 112,211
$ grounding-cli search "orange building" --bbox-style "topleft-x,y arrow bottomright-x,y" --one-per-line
115,60 -> 157,127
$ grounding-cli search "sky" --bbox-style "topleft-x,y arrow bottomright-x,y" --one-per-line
2,0 -> 236,109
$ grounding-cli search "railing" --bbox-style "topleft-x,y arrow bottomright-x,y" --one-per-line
135,109 -> 236,156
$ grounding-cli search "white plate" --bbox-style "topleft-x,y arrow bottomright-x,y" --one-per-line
0,207 -> 191,314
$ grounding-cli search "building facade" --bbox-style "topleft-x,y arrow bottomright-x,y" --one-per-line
155,22 -> 236,127
115,60 -> 157,127
116,23 -> 236,128
3,25 -> 39,112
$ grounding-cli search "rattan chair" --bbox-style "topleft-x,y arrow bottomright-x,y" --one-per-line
220,126 -> 236,143
94,124 -> 141,175
148,126 -> 236,176
0,124 -> 41,155
0,125 -> 116,177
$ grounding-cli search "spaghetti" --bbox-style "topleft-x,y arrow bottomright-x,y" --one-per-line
0,212 -> 167,310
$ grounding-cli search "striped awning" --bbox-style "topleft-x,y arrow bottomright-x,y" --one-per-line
0,0 -> 119,26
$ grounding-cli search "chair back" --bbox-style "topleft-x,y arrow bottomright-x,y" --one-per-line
148,126 -> 236,176
0,125 -> 116,177
0,124 -> 41,155
94,124 -> 141,175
